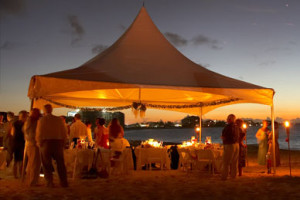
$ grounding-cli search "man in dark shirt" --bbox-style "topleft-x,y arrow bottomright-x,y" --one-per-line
221,114 -> 239,180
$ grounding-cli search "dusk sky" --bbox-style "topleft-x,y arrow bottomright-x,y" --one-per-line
0,0 -> 299,124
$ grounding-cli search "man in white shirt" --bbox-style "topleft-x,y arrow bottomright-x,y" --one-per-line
36,104 -> 68,187
69,114 -> 88,147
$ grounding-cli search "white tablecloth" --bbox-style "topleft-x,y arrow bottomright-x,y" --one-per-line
135,147 -> 170,170
178,147 -> 223,172
64,148 -> 134,178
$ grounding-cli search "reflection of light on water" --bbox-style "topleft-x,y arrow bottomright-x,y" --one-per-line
125,126 -> 300,150
40,174 -> 44,177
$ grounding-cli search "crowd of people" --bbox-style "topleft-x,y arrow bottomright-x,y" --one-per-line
221,114 -> 280,180
0,109 -> 282,184
0,104 -> 129,187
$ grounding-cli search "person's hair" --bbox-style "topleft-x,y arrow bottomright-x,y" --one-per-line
235,118 -> 244,127
60,115 -> 66,120
43,104 -> 53,114
108,118 -> 121,138
30,108 -> 40,120
227,114 -> 236,123
74,113 -> 81,120
85,120 -> 92,126
96,117 -> 106,126
7,112 -> 14,119
274,121 -> 279,129
18,110 -> 28,121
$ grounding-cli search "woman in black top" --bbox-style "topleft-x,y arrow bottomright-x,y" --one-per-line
12,110 -> 28,178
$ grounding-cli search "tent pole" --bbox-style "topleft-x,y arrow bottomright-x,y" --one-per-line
271,103 -> 276,174
30,98 -> 34,111
199,106 -> 202,143
138,88 -> 141,102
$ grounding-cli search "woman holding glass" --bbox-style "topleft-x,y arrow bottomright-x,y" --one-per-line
255,120 -> 269,165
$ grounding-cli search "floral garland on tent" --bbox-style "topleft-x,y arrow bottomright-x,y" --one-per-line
39,97 -> 240,117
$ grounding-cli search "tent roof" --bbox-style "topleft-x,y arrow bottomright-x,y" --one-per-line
28,6 -> 274,115
43,7 -> 266,89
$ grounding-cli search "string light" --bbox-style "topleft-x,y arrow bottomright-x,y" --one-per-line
40,97 -> 241,112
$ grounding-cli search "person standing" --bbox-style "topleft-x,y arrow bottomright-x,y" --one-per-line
3,112 -> 15,167
85,121 -> 93,143
69,114 -> 88,147
256,120 -> 269,165
36,104 -> 68,187
94,118 -> 109,149
23,108 -> 41,186
221,114 -> 239,180
12,110 -> 28,178
268,121 -> 280,167
236,119 -> 246,176
0,114 -> 5,146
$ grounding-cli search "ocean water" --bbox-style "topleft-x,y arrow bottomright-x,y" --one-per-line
125,124 -> 300,150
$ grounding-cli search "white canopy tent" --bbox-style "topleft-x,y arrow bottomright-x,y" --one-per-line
28,6 -> 276,172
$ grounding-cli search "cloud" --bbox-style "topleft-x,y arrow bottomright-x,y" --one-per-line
91,44 -> 108,54
0,0 -> 25,18
289,41 -> 297,46
259,60 -> 276,66
197,63 -> 211,69
236,5 -> 277,14
0,41 -> 22,50
164,32 -> 188,47
163,32 -> 222,50
119,24 -> 127,31
191,35 -> 222,50
286,22 -> 295,26
67,15 -> 85,46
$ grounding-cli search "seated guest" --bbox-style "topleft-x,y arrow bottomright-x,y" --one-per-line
94,118 -> 109,149
24,108 -> 41,186
110,137 -> 130,151
70,114 -> 88,147
108,118 -> 124,141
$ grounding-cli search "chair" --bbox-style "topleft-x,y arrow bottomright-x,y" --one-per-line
96,148 -> 111,175
72,149 -> 94,179
177,148 -> 197,171
110,149 -> 126,175
196,149 -> 215,174
145,148 -> 163,170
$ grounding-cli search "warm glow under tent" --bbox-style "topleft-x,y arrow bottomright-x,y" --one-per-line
27,6 -> 277,172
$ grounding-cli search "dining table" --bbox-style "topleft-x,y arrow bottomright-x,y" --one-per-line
135,146 -> 171,170
177,145 -> 223,172
64,147 -> 134,178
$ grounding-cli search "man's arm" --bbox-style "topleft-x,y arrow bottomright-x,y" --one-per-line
35,120 -> 42,147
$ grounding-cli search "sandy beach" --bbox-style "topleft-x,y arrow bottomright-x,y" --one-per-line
1,145 -> 300,200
